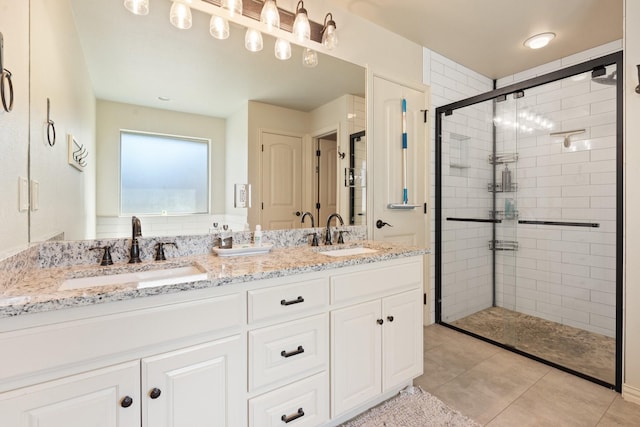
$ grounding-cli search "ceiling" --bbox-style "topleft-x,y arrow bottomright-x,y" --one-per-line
340,0 -> 623,79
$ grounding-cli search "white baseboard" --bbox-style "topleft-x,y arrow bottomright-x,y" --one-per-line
622,383 -> 640,405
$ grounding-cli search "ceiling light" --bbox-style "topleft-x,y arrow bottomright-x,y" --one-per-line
209,15 -> 229,40
322,13 -> 338,50
293,1 -> 311,43
124,0 -> 149,15
170,0 -> 193,30
275,38 -> 291,60
260,0 -> 280,32
523,32 -> 555,49
302,48 -> 318,68
245,28 -> 263,52
221,0 -> 242,17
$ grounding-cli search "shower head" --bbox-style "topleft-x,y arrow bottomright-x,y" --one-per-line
592,70 -> 617,86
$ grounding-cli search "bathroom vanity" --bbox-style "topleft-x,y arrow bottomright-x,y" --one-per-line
0,240 -> 426,427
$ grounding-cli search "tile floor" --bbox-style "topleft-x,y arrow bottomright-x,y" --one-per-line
414,324 -> 640,426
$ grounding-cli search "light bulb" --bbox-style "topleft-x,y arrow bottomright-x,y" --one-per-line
209,15 -> 229,40
275,38 -> 291,60
302,48 -> 318,68
245,28 -> 263,52
221,0 -> 242,17
170,1 -> 192,30
322,13 -> 338,50
293,1 -> 310,43
124,0 -> 149,15
260,0 -> 280,32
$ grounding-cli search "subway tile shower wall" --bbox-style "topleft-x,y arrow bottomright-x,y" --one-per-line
432,40 -> 621,337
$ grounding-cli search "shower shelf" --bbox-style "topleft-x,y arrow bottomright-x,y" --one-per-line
489,210 -> 519,220
487,182 -> 518,192
489,153 -> 519,164
489,240 -> 519,251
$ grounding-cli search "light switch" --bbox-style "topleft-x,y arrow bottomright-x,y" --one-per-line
234,184 -> 251,208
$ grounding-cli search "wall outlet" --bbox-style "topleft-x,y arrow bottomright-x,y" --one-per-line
234,184 -> 251,208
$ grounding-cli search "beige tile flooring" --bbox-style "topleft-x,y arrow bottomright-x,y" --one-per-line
414,325 -> 640,426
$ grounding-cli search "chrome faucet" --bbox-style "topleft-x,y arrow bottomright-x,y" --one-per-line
129,216 -> 142,263
301,211 -> 315,227
324,213 -> 344,245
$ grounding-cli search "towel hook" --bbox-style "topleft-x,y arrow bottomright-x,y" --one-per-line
46,98 -> 56,146
0,32 -> 14,113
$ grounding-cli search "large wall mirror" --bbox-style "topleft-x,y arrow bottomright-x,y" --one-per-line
28,0 -> 365,242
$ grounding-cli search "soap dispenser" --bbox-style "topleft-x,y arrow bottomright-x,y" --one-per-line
254,225 -> 263,247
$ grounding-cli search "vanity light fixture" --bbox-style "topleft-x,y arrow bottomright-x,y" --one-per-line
321,13 -> 338,50
293,1 -> 311,43
221,0 -> 242,17
523,32 -> 555,49
302,48 -> 318,68
124,0 -> 149,15
274,38 -> 291,60
245,28 -> 263,52
170,0 -> 193,30
210,15 -> 230,39
260,0 -> 280,32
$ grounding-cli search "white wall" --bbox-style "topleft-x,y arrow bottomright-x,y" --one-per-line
29,0 -> 96,242
225,103 -> 250,228
623,0 -> 640,404
95,100 -> 226,238
0,0 -> 29,258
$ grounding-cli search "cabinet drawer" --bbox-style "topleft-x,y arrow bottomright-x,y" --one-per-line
249,314 -> 328,392
248,278 -> 328,324
330,259 -> 422,304
248,372 -> 328,427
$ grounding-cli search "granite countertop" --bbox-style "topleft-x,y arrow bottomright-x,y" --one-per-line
0,241 -> 429,319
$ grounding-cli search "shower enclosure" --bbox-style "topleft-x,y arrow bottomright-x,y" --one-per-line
435,52 -> 622,390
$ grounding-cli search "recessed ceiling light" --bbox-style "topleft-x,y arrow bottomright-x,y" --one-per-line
523,32 -> 555,49
158,96 -> 171,101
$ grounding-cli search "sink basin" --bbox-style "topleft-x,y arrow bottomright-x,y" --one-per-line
320,247 -> 378,257
59,265 -> 208,291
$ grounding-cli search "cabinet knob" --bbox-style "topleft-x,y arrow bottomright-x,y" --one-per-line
387,315 -> 394,322
120,396 -> 134,408
149,388 -> 162,399
377,318 -> 384,325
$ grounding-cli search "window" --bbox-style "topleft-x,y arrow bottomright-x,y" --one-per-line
120,131 -> 209,215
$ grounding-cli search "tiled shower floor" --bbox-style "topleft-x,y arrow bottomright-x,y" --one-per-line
450,306 -> 616,384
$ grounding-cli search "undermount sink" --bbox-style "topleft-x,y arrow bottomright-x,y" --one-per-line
319,247 -> 378,257
59,265 -> 208,291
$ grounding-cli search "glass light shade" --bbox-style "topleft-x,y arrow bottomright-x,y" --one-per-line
170,1 -> 192,30
124,0 -> 149,15
245,28 -> 263,52
302,48 -> 318,68
274,38 -> 291,60
293,4 -> 310,43
221,0 -> 242,17
260,0 -> 280,32
322,25 -> 338,49
209,15 -> 229,40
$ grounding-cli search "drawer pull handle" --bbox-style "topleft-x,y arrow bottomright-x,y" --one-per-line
149,388 -> 162,399
281,345 -> 305,358
387,315 -> 394,322
120,396 -> 134,408
281,296 -> 304,306
281,407 -> 305,423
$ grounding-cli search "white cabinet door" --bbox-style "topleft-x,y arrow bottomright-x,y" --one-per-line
0,361 -> 140,427
382,289 -> 424,391
330,300 -> 382,418
141,335 -> 244,427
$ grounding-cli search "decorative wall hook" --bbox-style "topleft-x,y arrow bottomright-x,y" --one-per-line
0,32 -> 14,113
635,64 -> 640,95
46,98 -> 56,146
67,134 -> 87,170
